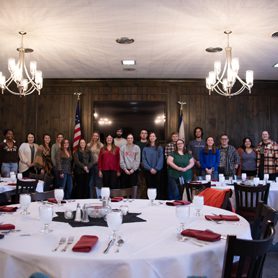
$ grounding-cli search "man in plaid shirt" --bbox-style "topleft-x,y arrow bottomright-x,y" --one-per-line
164,132 -> 179,158
256,130 -> 278,180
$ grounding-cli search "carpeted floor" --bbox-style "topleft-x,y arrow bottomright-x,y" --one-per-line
263,247 -> 278,278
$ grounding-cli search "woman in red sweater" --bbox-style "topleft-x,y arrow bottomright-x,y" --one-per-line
98,134 -> 120,189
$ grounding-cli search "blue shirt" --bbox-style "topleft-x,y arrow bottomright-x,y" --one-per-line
199,149 -> 220,171
142,146 -> 164,171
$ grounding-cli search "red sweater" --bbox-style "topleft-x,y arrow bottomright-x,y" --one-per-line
98,147 -> 120,172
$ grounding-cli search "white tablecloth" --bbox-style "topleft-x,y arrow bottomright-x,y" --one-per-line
0,199 -> 250,278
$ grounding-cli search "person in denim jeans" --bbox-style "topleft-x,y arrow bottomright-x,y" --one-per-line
0,129 -> 18,177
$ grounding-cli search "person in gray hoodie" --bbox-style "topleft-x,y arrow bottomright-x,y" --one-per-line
120,134 -> 141,198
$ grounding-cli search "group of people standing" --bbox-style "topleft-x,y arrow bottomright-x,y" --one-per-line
0,127 -> 277,201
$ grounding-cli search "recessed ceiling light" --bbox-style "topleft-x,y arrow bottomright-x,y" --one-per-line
206,47 -> 223,53
116,37 -> 135,44
273,63 -> 278,68
122,60 -> 136,66
271,32 -> 278,38
123,68 -> 136,71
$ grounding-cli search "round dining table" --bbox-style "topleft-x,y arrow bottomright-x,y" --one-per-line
0,199 -> 251,278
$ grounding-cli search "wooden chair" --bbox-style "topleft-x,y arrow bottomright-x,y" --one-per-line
251,201 -> 278,240
184,182 -> 211,202
221,221 -> 275,278
234,183 -> 270,222
12,179 -> 38,203
31,190 -> 55,202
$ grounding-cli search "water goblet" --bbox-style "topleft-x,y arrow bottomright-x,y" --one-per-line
20,194 -> 31,215
263,174 -> 269,184
176,205 -> 190,232
147,188 -> 157,206
17,173 -> 23,180
219,176 -> 225,186
205,175 -> 211,182
101,187 -> 110,203
241,173 -> 247,182
193,196 -> 204,217
253,177 -> 260,186
54,189 -> 64,206
106,209 -> 123,240
39,204 -> 53,233
120,204 -> 129,216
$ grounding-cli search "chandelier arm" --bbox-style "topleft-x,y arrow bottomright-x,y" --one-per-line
211,60 -> 228,89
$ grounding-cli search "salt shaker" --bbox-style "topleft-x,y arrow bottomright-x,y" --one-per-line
74,203 -> 82,222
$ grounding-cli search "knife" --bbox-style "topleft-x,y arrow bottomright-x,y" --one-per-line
103,239 -> 115,254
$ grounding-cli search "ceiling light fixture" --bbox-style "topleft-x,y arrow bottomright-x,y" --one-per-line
122,60 -> 136,66
206,30 -> 253,97
0,31 -> 43,96
273,63 -> 278,68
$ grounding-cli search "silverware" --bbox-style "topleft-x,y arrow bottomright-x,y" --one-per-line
61,236 -> 74,252
115,237 -> 124,253
206,216 -> 222,224
103,238 -> 115,254
52,237 -> 66,252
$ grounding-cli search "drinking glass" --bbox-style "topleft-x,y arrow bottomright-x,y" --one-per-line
193,196 -> 204,216
176,205 -> 190,232
253,177 -> 260,186
263,174 -> 269,184
17,173 -> 23,180
39,204 -> 53,233
20,194 -> 31,215
120,204 -> 129,216
54,189 -> 64,206
101,187 -> 110,199
147,188 -> 157,206
205,175 -> 211,182
106,209 -> 123,240
241,173 -> 247,182
219,176 -> 225,186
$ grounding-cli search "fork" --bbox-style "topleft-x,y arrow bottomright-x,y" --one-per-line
52,237 -> 66,252
61,236 -> 74,252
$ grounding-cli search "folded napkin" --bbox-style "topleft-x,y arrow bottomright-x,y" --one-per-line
72,235 -> 98,252
0,224 -> 15,230
0,206 -> 18,212
111,197 -> 124,202
181,229 -> 221,242
7,183 -> 16,186
205,214 -> 240,221
166,200 -> 191,206
47,198 -> 66,204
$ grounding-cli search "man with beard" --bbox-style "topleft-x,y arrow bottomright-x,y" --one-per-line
114,128 -> 127,149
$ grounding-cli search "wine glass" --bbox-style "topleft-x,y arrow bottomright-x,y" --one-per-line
219,175 -> 225,186
241,173 -> 247,182
17,173 -> 23,180
106,209 -> 123,240
147,188 -> 157,206
39,204 -> 53,233
54,189 -> 64,206
205,175 -> 211,182
20,194 -> 31,215
176,205 -> 190,232
253,177 -> 260,186
101,187 -> 110,199
193,196 -> 204,216
263,174 -> 269,184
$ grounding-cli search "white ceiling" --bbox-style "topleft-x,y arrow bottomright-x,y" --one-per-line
0,0 -> 277,80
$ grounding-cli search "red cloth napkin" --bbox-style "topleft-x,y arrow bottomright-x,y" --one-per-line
111,197 -> 124,202
0,224 -> 15,230
181,229 -> 221,242
47,198 -> 66,204
166,200 -> 191,206
7,183 -> 17,186
72,235 -> 98,252
205,214 -> 240,221
0,206 -> 18,212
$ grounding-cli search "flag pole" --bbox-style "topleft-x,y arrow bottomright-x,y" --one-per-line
177,100 -> 186,140
73,92 -> 83,152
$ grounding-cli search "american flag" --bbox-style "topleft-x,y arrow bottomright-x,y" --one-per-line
73,100 -> 82,152
178,107 -> 185,140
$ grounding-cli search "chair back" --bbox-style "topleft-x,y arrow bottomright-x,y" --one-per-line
234,183 -> 270,221
251,201 -> 278,240
185,182 -> 211,202
13,179 -> 38,203
31,190 -> 55,202
221,221 -> 275,278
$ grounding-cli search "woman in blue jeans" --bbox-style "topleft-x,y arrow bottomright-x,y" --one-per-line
167,139 -> 194,200
199,136 -> 220,180
56,139 -> 73,199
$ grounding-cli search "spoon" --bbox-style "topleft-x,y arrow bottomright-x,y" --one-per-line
115,237 -> 125,253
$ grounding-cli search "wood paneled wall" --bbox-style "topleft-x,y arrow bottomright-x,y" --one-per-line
0,79 -> 277,147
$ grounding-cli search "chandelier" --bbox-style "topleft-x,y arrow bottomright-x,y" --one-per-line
0,31 -> 43,96
206,30 -> 253,97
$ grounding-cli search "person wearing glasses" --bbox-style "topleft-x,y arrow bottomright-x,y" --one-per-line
218,134 -> 240,178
